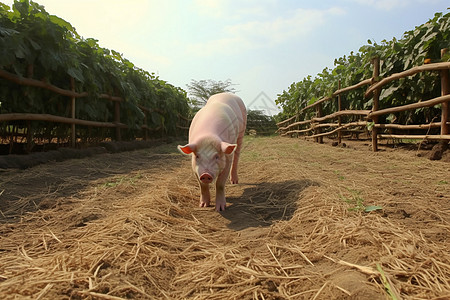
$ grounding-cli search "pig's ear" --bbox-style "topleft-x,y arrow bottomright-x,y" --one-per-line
220,142 -> 237,154
178,144 -> 196,155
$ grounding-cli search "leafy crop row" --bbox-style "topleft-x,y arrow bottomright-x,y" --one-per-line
275,11 -> 450,126
0,0 -> 189,143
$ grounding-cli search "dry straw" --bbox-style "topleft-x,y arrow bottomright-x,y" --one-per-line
0,137 -> 449,299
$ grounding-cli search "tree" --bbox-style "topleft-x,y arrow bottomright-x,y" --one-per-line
246,109 -> 277,135
186,79 -> 238,106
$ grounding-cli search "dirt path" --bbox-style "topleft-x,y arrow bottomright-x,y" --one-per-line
0,136 -> 449,299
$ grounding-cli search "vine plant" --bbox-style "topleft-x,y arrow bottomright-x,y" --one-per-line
0,0 -> 189,144
275,11 -> 450,127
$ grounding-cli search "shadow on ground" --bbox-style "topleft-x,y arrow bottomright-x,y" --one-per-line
0,142 -> 183,224
221,179 -> 318,231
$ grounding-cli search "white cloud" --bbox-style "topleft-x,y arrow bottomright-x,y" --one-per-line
186,36 -> 245,56
187,6 -> 345,56
193,0 -> 229,18
348,0 -> 435,11
228,7 -> 345,45
193,0 -> 276,18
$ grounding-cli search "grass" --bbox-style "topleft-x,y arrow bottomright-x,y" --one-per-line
339,188 -> 382,213
100,173 -> 143,188
334,170 -> 345,181
377,264 -> 399,300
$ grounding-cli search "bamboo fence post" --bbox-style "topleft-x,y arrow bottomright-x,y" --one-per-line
294,109 -> 299,138
314,106 -> 318,142
26,121 -> 32,152
26,64 -> 34,152
338,79 -> 342,144
114,101 -> 121,141
371,57 -> 380,152
441,48 -> 450,136
315,103 -> 323,143
144,111 -> 149,141
70,77 -> 76,147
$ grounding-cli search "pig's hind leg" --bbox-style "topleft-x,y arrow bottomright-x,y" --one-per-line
230,132 -> 244,184
230,108 -> 247,184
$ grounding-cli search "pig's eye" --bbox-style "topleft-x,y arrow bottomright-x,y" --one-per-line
215,155 -> 219,160
196,154 -> 200,159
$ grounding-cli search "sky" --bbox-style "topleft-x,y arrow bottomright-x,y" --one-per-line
2,0 -> 449,115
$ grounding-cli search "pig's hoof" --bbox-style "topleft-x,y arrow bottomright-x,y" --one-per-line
230,175 -> 239,184
215,203 -> 226,212
199,201 -> 210,208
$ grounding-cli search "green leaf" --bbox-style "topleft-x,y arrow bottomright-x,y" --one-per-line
386,114 -> 396,123
49,15 -> 75,32
67,67 -> 84,82
27,37 -> 41,50
307,97 -> 318,106
376,264 -> 399,300
364,205 -> 383,212
14,43 -> 29,59
0,26 -> 19,36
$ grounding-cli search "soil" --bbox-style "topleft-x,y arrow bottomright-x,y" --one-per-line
0,136 -> 449,299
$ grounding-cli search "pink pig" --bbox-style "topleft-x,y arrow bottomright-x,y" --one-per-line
178,92 -> 247,211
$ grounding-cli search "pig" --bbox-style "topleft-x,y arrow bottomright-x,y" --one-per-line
178,92 -> 247,211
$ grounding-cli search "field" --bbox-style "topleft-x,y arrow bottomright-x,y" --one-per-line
0,136 -> 449,299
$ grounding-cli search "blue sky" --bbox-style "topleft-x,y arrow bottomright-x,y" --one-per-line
2,0 -> 449,114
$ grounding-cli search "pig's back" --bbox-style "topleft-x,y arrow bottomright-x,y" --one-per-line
189,93 -> 246,143
207,93 -> 246,119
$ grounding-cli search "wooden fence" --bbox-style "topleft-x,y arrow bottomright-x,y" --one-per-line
277,49 -> 450,151
0,67 -> 188,153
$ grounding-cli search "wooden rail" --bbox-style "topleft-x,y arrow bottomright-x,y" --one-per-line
0,67 -> 186,150
276,52 -> 450,151
0,113 -> 125,128
365,62 -> 450,97
368,94 -> 450,118
0,69 -> 88,99
277,79 -> 373,140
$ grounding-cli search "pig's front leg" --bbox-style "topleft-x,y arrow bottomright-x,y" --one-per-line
215,181 -> 226,211
215,161 -> 232,211
199,182 -> 211,208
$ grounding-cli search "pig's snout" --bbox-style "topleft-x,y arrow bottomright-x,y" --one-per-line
199,173 -> 213,184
